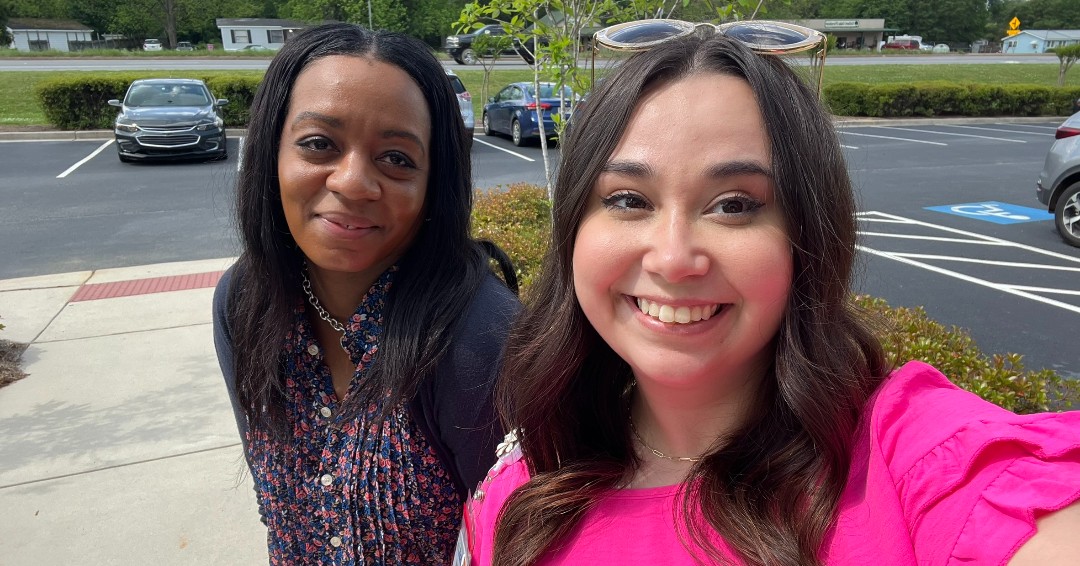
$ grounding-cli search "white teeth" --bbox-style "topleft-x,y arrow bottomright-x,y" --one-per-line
635,298 -> 719,325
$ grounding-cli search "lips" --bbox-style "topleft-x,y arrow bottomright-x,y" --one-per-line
317,212 -> 376,231
635,297 -> 722,324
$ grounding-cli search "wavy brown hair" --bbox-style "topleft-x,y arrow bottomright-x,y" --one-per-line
492,35 -> 888,565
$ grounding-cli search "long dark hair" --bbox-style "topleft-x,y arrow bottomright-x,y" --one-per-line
227,23 -> 516,435
492,35 -> 888,566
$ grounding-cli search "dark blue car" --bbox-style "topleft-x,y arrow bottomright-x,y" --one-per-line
482,82 -> 575,146
108,79 -> 229,163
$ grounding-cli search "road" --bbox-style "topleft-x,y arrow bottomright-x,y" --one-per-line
0,53 -> 1060,71
2,119 -> 1077,379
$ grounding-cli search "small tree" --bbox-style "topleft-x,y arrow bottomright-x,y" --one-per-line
1051,44 -> 1080,87
472,32 -> 514,104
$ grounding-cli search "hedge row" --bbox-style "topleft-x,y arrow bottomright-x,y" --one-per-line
824,81 -> 1080,117
472,184 -> 1079,414
35,74 -> 261,130
35,76 -> 1080,130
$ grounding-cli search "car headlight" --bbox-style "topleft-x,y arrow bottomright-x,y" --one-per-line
446,37 -> 459,47
195,116 -> 224,131
115,117 -> 139,133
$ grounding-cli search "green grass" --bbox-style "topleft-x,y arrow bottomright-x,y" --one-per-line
2,63 -> 1076,127
0,48 -> 276,58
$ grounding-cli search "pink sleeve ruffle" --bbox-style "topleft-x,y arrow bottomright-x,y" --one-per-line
872,361 -> 1080,565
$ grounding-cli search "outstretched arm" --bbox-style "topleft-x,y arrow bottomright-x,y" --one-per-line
1010,500 -> 1080,565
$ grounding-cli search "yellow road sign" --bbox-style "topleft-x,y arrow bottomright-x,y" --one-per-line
1009,17 -> 1021,30
1007,29 -> 1021,36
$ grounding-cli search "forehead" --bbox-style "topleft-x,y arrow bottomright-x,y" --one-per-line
286,55 -> 431,126
608,73 -> 769,167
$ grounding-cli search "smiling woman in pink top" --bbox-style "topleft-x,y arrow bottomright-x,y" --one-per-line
456,29 -> 1080,566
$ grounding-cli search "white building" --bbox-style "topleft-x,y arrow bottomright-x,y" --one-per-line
5,18 -> 93,52
214,18 -> 308,51
1001,30 -> 1080,54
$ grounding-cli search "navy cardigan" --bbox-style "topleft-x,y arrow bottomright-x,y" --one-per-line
212,264 -> 520,511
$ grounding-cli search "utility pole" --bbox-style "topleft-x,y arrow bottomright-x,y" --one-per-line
368,0 -> 373,29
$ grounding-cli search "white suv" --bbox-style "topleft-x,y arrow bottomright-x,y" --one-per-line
1036,111 -> 1080,247
445,69 -> 474,138
143,39 -> 162,51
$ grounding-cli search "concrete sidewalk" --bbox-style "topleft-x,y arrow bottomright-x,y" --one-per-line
0,258 -> 267,565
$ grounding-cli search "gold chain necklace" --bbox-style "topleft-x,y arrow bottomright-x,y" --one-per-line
628,415 -> 703,463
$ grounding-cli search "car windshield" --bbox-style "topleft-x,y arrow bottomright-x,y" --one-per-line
525,84 -> 574,99
447,76 -> 467,94
126,84 -> 210,107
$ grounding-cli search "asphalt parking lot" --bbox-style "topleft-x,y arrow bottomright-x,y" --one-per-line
1,120 -> 1076,376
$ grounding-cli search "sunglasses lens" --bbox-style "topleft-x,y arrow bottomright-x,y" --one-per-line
604,20 -> 691,46
722,22 -> 812,49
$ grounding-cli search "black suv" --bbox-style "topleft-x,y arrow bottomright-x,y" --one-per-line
444,25 -> 522,65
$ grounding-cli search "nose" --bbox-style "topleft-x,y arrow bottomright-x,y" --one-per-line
640,215 -> 709,282
325,150 -> 381,200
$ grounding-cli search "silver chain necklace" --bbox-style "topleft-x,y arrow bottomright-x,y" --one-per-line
301,269 -> 350,354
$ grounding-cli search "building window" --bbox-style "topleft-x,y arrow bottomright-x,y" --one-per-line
269,29 -> 284,44
231,29 -> 251,44
29,39 -> 50,51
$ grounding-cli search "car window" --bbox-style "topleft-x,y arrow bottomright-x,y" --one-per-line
510,87 -> 523,100
126,83 -> 210,107
526,84 -> 574,99
496,87 -> 512,102
447,76 -> 467,95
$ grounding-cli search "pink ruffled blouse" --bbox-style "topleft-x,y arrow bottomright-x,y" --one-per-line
463,361 -> 1080,565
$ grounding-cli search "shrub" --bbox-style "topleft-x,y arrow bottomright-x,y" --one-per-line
204,75 -> 261,127
36,74 -> 140,129
472,183 -> 1079,414
823,82 -> 1080,117
472,183 -> 551,292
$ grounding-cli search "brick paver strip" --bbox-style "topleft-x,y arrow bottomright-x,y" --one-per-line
70,270 -> 225,302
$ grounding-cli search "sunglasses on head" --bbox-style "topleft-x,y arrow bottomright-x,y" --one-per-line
590,19 -> 828,95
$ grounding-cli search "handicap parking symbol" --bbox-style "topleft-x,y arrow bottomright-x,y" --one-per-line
925,201 -> 1053,225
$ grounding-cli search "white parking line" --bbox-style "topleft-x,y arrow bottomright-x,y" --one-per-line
840,144 -> 859,149
1004,285 -> 1080,296
857,244 -> 1080,315
472,138 -> 535,162
886,253 -> 1080,272
858,232 -> 1009,245
946,124 -> 1052,136
236,136 -> 245,172
56,139 -> 113,178
877,126 -> 1026,143
996,123 -> 1057,131
858,211 -> 1080,263
838,131 -> 948,146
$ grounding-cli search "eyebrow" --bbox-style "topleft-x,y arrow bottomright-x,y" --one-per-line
600,159 -> 773,180
382,129 -> 426,157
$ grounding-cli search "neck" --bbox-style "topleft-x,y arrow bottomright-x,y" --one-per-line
630,365 -> 765,465
306,264 -> 379,320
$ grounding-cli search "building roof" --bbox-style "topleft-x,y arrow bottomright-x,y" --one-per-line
1002,29 -> 1080,41
215,18 -> 310,29
6,18 -> 93,32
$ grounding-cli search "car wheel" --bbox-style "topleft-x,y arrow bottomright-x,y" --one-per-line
482,113 -> 493,136
453,56 -> 464,65
461,48 -> 477,65
1055,182 -> 1080,247
511,118 -> 524,146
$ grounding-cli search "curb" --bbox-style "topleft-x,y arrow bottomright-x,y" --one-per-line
0,116 -> 1067,142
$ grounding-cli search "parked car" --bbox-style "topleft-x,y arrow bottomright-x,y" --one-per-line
443,24 -> 521,65
1035,112 -> 1080,247
175,41 -> 194,51
483,82 -> 574,146
142,38 -> 162,51
445,69 -> 474,137
107,78 -> 229,163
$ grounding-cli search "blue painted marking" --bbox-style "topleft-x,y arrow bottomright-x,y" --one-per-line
925,201 -> 1054,224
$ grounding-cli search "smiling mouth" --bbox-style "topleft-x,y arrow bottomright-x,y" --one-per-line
635,297 -> 723,324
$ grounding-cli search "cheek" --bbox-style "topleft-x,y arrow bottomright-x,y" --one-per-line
571,218 -> 626,319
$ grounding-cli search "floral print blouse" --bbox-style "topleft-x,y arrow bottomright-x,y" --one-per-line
246,268 -> 461,565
